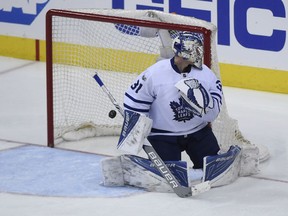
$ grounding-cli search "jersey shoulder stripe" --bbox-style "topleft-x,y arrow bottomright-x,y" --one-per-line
125,93 -> 153,105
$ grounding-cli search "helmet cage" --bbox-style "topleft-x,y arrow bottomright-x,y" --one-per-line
172,32 -> 204,69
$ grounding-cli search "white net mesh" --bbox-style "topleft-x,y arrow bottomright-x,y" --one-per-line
47,9 -> 269,161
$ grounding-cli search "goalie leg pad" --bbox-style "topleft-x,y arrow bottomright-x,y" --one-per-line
203,145 -> 241,187
121,155 -> 189,192
101,156 -> 124,186
101,154 -> 190,192
121,155 -> 172,192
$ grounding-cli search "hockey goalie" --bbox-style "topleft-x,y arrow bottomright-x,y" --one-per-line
100,14 -> 259,194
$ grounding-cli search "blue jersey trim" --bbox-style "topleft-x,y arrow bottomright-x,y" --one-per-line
211,92 -> 222,105
123,104 -> 150,113
125,93 -> 152,105
151,128 -> 173,133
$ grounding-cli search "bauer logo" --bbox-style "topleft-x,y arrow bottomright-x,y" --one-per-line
0,0 -> 50,25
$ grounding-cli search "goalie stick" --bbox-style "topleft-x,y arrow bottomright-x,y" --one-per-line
93,73 -> 211,198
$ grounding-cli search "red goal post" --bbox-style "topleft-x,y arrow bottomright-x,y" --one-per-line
46,9 -> 269,161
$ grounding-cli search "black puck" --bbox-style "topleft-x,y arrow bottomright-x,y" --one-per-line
109,110 -> 117,119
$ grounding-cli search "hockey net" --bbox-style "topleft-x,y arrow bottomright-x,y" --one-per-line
46,9 -> 269,161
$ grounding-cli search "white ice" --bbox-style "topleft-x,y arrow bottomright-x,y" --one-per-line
0,56 -> 288,216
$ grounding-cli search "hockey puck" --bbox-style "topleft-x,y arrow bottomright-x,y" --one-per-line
108,110 -> 117,119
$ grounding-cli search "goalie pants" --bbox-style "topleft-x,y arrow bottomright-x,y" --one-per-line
147,125 -> 220,169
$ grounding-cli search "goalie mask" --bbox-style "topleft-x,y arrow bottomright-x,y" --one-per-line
172,32 -> 204,69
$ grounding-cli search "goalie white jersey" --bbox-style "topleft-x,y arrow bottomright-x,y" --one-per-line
124,57 -> 223,136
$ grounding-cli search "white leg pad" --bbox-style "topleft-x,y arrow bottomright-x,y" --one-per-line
101,156 -> 124,186
121,155 -> 173,192
210,153 -> 241,187
203,146 -> 242,188
101,155 -> 173,192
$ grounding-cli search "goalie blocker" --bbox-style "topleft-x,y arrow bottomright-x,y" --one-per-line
117,110 -> 153,155
101,145 -> 259,193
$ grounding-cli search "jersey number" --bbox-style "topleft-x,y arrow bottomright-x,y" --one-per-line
131,80 -> 143,93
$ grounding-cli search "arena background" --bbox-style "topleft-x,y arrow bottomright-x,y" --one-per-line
0,0 -> 287,93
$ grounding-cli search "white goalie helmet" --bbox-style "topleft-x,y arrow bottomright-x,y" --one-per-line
172,32 -> 204,69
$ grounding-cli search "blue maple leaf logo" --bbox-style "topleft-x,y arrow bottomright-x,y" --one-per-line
170,98 -> 193,122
